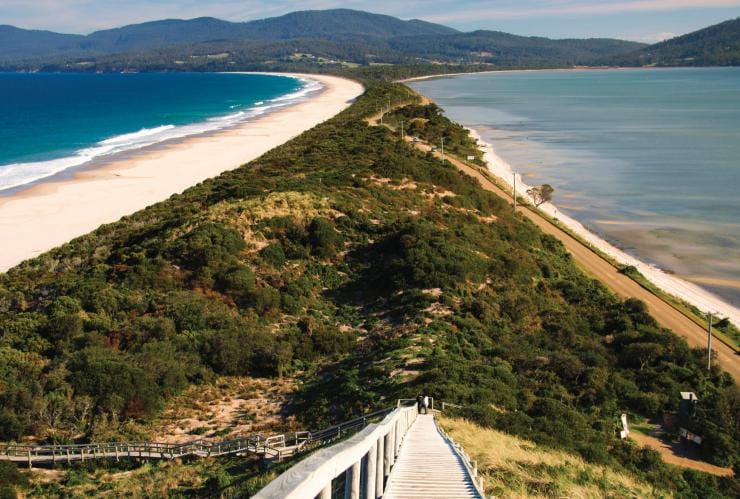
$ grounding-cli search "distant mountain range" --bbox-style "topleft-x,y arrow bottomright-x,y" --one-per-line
0,9 -> 737,72
0,10 -> 459,62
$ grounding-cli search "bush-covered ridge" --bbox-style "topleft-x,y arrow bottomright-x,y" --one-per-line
611,18 -> 740,67
0,83 -> 737,496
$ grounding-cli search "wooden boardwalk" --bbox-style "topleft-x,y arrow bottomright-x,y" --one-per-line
0,409 -> 392,468
384,415 -> 483,499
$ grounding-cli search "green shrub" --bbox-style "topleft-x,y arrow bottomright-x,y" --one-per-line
173,223 -> 246,270
308,217 -> 340,259
260,243 -> 287,267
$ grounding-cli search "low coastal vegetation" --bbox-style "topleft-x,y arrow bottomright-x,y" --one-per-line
0,82 -> 738,497
384,102 -> 486,166
619,265 -> 740,350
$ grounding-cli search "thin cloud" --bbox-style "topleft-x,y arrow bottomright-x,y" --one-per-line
2,0 -> 738,34
424,0 -> 740,22
639,31 -> 679,43
0,0 -> 419,33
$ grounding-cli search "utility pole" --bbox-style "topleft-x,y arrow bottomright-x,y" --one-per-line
441,137 -> 445,164
707,312 -> 713,371
400,120 -> 404,140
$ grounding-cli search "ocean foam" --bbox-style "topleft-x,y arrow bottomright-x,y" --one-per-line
0,76 -> 322,193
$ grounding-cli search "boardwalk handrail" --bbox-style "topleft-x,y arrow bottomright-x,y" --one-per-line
0,436 -> 265,467
436,422 -> 487,496
0,407 -> 394,468
254,405 -> 419,499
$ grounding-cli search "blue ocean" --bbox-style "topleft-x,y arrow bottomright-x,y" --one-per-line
410,68 -> 740,305
0,72 -> 313,192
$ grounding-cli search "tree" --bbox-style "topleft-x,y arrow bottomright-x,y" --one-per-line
527,184 -> 554,207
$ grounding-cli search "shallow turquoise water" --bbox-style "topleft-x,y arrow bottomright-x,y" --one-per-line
0,72 -> 308,191
410,68 -> 740,305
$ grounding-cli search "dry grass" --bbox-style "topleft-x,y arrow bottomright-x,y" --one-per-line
438,416 -> 670,499
28,461 -> 207,498
147,376 -> 297,443
192,191 -> 344,252
210,191 -> 341,224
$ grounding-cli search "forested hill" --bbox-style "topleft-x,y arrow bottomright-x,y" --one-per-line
388,31 -> 644,66
0,9 -> 457,62
612,18 -> 740,67
82,10 -> 459,54
4,10 -> 740,72
0,83 -> 737,496
0,8 -> 643,71
0,25 -> 88,61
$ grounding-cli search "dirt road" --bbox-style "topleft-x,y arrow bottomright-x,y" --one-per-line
409,138 -> 740,382
630,432 -> 733,477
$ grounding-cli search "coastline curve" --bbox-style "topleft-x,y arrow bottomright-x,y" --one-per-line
0,73 -> 364,271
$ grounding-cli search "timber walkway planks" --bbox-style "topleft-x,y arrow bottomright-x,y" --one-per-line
384,414 -> 482,499
229,405 -> 486,498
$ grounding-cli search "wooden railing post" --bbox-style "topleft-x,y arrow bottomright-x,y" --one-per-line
383,432 -> 392,478
375,435 -> 384,497
344,460 -> 361,499
365,443 -> 377,499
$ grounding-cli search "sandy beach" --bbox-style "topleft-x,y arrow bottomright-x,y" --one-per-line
468,128 -> 740,326
0,73 -> 363,271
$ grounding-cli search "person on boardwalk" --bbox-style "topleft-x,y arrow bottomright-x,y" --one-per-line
423,395 -> 430,414
416,395 -> 423,413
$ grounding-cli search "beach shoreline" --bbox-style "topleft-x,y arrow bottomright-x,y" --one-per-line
467,126 -> 740,325
0,73 -> 364,271
0,73 -> 319,197
397,65 -> 707,83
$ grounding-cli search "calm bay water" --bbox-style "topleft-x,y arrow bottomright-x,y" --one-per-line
0,72 -> 311,192
410,68 -> 740,305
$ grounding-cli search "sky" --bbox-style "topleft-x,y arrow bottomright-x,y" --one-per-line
2,0 -> 739,42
